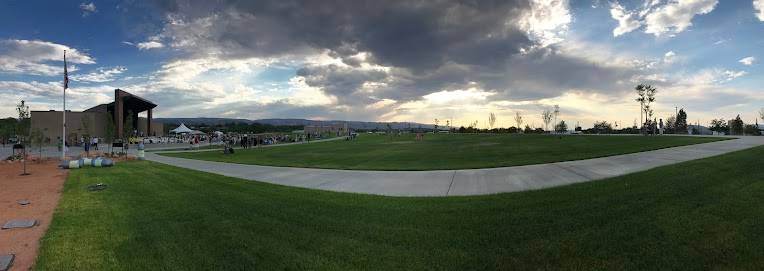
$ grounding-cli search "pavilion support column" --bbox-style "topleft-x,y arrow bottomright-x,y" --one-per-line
147,108 -> 153,136
115,90 -> 124,138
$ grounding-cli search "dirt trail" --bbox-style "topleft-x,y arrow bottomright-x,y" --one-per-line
0,160 -> 67,271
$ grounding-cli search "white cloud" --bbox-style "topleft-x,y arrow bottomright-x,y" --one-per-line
133,35 -> 166,50
0,80 -> 114,110
739,56 -> 756,66
608,0 -> 719,37
79,2 -> 97,17
285,76 -> 336,106
70,66 -> 127,82
0,39 -> 94,76
520,0 -> 572,47
722,70 -> 747,81
136,41 -> 164,50
0,81 -> 60,117
663,51 -> 677,63
0,80 -> 117,118
755,0 -> 764,21
0,81 -> 62,98
684,68 -> 747,84
610,2 -> 642,36
392,88 -> 501,126
644,0 -> 718,36
421,88 -> 494,105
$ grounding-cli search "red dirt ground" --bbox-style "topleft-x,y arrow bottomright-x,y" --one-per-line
0,159 -> 67,271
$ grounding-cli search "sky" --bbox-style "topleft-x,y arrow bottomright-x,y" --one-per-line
1,0 -> 763,128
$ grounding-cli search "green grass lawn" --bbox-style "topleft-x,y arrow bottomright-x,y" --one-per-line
161,134 -> 726,170
37,146 -> 764,270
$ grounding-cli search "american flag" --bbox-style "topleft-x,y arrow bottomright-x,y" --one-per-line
63,51 -> 69,89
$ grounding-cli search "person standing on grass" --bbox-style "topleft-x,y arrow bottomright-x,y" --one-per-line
659,119 -> 664,135
84,137 -> 90,156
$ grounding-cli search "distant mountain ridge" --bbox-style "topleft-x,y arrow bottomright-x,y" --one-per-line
154,117 -> 435,130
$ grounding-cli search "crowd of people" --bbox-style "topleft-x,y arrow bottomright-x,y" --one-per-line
2,129 -> 353,154
220,133 -> 301,149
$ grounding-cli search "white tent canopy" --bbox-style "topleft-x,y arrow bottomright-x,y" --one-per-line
170,123 -> 193,134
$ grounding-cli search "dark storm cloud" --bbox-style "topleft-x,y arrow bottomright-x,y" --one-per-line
171,99 -> 387,121
493,48 -> 639,100
296,64 -> 388,104
142,0 -> 647,109
297,48 -> 642,104
154,0 -> 533,71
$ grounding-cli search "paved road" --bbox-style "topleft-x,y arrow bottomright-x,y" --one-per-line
146,136 -> 764,197
0,137 -> 345,159
0,142 -> 200,159
152,136 -> 347,153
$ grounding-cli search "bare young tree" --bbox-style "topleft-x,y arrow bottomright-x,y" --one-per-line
759,108 -> 764,122
488,112 -> 496,130
16,100 -> 30,143
514,112 -> 523,133
635,84 -> 657,134
542,109 -> 553,132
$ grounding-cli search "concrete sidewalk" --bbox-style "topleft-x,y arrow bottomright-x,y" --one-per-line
146,136 -> 764,197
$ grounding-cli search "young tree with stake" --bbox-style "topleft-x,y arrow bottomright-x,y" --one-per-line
488,112 -> 496,131
542,109 -> 553,132
553,105 -> 560,133
514,112 -> 523,133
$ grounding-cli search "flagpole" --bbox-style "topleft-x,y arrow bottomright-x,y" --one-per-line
62,50 -> 67,160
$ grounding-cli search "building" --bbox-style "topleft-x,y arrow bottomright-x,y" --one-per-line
31,89 -> 163,144
303,122 -> 349,135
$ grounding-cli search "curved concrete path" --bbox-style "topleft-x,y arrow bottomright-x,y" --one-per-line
146,136 -> 764,197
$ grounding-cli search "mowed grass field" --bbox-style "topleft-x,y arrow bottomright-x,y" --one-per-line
162,134 -> 725,170
37,146 -> 764,270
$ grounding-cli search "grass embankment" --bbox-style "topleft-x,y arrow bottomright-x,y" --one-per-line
162,134 -> 725,170
37,146 -> 764,270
